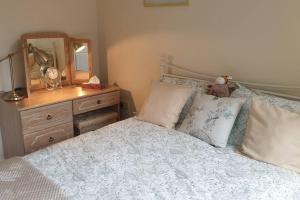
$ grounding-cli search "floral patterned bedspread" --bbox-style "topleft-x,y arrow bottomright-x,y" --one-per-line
25,118 -> 300,200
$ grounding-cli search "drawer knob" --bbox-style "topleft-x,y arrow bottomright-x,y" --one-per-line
97,100 -> 102,104
48,137 -> 55,143
46,115 -> 53,120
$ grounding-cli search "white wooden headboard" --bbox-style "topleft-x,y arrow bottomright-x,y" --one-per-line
160,56 -> 300,101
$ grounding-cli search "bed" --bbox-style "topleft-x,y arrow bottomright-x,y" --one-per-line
24,118 -> 300,200
2,58 -> 300,200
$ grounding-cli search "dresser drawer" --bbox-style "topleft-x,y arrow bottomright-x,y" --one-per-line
73,91 -> 120,115
21,101 -> 73,135
24,122 -> 73,154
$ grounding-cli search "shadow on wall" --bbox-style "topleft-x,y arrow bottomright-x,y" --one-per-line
120,89 -> 137,120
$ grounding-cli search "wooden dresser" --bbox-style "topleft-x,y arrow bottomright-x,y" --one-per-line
0,86 -> 120,158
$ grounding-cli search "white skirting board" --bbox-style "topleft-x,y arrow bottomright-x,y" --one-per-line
0,129 -> 4,160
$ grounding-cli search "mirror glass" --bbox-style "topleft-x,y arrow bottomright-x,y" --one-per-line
73,43 -> 89,81
27,38 -> 67,88
70,39 -> 92,84
22,33 -> 70,95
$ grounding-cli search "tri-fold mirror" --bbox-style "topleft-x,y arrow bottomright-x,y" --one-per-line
21,32 -> 93,96
70,38 -> 93,85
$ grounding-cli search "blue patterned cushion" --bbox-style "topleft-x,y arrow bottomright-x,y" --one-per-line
179,94 -> 245,148
229,83 -> 300,147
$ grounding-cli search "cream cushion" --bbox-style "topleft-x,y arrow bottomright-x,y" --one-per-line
137,81 -> 193,129
241,99 -> 300,173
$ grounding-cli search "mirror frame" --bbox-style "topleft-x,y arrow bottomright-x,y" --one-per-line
69,38 -> 93,85
21,32 -> 71,96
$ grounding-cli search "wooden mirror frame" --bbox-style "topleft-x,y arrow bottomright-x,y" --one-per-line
21,32 -> 71,97
69,38 -> 93,85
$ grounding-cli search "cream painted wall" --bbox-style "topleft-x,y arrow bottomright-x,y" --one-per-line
98,0 -> 300,111
0,0 -> 103,160
0,0 -> 103,91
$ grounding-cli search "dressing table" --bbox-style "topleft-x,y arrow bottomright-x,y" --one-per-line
0,32 -> 120,158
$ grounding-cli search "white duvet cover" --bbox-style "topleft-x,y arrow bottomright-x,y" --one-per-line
25,118 -> 300,200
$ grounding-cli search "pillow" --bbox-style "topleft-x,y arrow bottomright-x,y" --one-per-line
229,83 -> 300,147
228,84 -> 257,146
160,76 -> 208,90
241,99 -> 300,173
257,93 -> 300,112
178,94 -> 245,148
161,76 -> 207,126
137,81 -> 193,129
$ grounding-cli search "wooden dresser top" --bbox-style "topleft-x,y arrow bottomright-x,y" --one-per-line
0,86 -> 120,111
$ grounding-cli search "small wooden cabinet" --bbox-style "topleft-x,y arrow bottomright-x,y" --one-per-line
0,86 -> 120,158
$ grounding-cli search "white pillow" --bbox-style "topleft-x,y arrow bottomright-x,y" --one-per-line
161,76 -> 206,127
179,94 -> 245,147
137,81 -> 193,129
229,83 -> 300,147
241,99 -> 300,173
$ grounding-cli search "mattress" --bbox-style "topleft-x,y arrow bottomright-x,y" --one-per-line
25,118 -> 300,200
